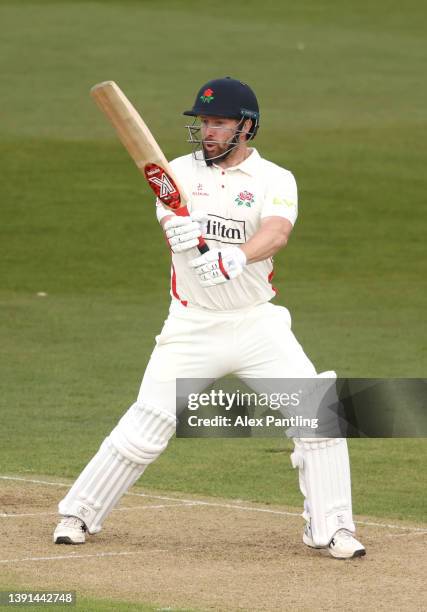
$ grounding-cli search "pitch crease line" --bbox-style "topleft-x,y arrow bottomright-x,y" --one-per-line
387,530 -> 427,538
1,475 -> 425,533
0,548 -> 195,565
0,503 -> 198,519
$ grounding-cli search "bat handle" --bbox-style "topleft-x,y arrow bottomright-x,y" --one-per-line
196,241 -> 209,255
175,205 -> 209,254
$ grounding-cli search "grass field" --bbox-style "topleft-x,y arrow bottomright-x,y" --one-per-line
1,1 -> 426,610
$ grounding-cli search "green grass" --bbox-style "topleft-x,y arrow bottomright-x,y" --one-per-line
1,0 -> 426,562
0,590 -> 197,612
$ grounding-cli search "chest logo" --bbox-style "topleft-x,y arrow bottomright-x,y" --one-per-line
205,215 -> 246,244
192,183 -> 209,197
235,190 -> 255,208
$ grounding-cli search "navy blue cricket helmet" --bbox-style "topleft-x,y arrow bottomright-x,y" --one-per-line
183,77 -> 259,139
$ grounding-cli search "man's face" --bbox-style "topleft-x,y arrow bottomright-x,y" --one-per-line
199,115 -> 241,161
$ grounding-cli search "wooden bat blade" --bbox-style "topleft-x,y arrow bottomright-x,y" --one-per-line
91,81 -> 162,164
90,81 -> 209,253
90,80 -> 185,211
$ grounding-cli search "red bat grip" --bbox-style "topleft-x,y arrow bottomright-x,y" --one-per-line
144,163 -> 209,253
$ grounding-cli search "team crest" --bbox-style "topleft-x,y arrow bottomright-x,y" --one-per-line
200,88 -> 214,103
235,190 -> 255,208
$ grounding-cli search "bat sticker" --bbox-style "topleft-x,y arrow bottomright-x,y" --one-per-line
144,163 -> 182,210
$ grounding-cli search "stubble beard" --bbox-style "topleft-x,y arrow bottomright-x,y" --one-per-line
202,136 -> 238,164
203,142 -> 228,161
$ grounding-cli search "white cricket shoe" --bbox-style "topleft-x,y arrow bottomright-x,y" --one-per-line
53,516 -> 86,544
303,524 -> 366,559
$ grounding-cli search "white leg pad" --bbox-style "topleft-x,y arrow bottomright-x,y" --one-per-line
58,403 -> 176,534
291,437 -> 355,546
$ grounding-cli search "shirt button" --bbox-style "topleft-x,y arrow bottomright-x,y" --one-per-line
221,185 -> 225,188
221,171 -> 225,175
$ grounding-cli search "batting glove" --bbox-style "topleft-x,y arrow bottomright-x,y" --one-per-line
163,211 -> 208,254
189,246 -> 247,287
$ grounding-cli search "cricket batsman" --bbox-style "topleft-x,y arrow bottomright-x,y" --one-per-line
54,77 -> 366,559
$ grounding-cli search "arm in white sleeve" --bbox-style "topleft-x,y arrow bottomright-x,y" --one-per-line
261,169 -> 298,226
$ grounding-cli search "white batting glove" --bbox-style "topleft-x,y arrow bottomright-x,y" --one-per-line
163,211 -> 208,254
189,246 -> 247,288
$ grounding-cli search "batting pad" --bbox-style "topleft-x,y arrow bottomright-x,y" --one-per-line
110,402 -> 177,464
58,402 -> 176,534
291,438 -> 355,546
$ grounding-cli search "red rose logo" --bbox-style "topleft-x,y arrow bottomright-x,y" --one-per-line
200,88 -> 215,103
235,191 -> 255,207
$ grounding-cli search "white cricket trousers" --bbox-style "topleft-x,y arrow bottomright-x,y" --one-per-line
60,299 -> 350,537
139,300 -> 356,546
138,300 -> 317,414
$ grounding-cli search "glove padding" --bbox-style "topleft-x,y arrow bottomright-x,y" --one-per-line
189,246 -> 247,287
164,211 -> 208,253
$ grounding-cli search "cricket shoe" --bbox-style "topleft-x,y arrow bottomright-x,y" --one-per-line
53,516 -> 87,544
303,524 -> 366,559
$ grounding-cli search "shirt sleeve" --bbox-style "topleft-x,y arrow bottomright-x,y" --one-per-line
261,169 -> 298,226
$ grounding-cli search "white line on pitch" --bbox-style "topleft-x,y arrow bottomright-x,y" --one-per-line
354,519 -> 427,532
0,512 -> 57,518
130,492 -> 302,518
0,502 -> 198,519
0,548 -> 195,565
0,476 -> 69,487
387,530 -> 427,538
126,491 -> 427,532
1,475 -> 426,533
115,502 -> 199,511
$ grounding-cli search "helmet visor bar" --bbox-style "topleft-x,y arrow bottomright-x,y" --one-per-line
185,117 -> 251,163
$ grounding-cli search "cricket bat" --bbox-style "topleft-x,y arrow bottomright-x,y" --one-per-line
90,80 -> 208,254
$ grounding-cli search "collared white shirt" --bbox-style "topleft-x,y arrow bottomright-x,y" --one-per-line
159,148 -> 298,311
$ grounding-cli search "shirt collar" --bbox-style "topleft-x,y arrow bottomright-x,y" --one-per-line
213,148 -> 261,176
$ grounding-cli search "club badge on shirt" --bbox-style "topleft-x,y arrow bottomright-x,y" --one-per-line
235,190 -> 255,208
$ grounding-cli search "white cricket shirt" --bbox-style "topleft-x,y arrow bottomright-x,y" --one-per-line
160,148 -> 298,311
